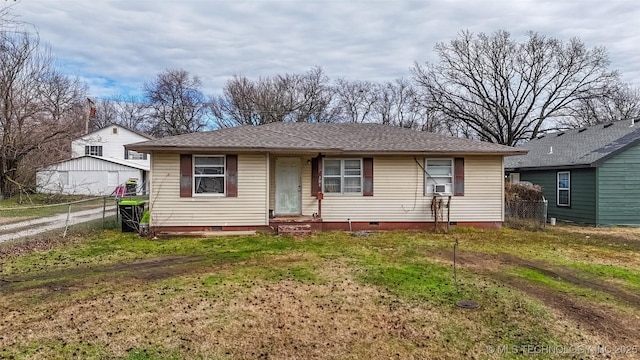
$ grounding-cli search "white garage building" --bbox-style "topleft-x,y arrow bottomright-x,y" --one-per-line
36,156 -> 149,196
36,124 -> 151,196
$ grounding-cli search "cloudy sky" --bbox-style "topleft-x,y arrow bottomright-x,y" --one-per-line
11,0 -> 640,99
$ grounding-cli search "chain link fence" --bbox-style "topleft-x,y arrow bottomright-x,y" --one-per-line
505,199 -> 548,230
0,197 -> 120,243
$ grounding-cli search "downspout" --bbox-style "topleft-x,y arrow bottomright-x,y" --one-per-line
317,192 -> 323,218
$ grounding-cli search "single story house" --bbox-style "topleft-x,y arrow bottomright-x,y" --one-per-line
505,118 -> 640,226
125,122 -> 525,233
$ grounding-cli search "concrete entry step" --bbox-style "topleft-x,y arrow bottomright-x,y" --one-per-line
277,224 -> 312,236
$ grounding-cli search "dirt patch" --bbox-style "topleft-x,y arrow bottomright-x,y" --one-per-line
430,249 -> 640,347
493,273 -> 640,346
557,225 -> 640,244
0,216 -> 34,225
431,249 -> 640,309
0,256 -> 207,294
0,234 -> 80,260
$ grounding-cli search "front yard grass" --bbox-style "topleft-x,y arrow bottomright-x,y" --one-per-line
1,225 -> 640,359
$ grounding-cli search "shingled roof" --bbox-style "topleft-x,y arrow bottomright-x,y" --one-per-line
125,122 -> 524,155
505,119 -> 640,170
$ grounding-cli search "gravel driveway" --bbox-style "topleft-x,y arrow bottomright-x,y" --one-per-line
0,206 -> 116,243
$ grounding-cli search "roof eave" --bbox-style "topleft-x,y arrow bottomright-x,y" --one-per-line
125,144 -> 526,156
506,163 -> 593,172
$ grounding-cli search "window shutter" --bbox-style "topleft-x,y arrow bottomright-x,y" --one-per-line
226,154 -> 238,197
311,157 -> 319,196
454,157 -> 464,196
179,154 -> 192,197
124,149 -> 129,159
363,157 -> 374,196
85,146 -> 89,155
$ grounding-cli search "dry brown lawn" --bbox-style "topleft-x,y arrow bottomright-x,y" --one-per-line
1,226 -> 640,359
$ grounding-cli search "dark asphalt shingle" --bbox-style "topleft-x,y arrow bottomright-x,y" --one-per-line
127,122 -> 523,155
505,119 -> 640,169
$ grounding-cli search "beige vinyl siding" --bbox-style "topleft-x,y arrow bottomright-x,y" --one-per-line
448,156 -> 504,222
301,156 -> 504,223
269,156 -> 276,211
150,152 -> 268,227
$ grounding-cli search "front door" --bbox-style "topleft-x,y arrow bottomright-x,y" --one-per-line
275,158 -> 301,215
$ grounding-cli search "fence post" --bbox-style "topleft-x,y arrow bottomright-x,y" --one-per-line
63,203 -> 71,238
102,197 -> 106,228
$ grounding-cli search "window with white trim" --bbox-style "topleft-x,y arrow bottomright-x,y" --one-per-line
125,149 -> 147,160
323,159 -> 362,194
84,145 -> 103,156
557,171 -> 570,206
424,158 -> 453,195
194,155 -> 225,195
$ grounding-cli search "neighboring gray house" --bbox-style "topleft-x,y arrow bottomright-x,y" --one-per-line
505,119 -> 640,226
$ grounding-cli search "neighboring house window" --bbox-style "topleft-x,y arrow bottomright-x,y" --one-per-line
125,149 -> 147,160
323,159 -> 362,194
557,171 -> 570,207
85,145 -> 103,156
194,155 -> 225,195
58,171 -> 69,186
424,158 -> 453,194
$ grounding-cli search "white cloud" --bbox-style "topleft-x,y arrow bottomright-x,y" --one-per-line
11,0 -> 640,98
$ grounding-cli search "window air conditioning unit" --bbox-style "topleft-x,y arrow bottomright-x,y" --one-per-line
433,184 -> 447,193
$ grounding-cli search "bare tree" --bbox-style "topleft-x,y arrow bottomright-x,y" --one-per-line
144,69 -> 209,137
333,79 -> 378,123
210,67 -> 337,127
559,84 -> 640,128
373,78 -> 445,131
0,19 -> 88,198
89,98 -> 118,130
412,30 -> 619,145
90,96 -> 151,132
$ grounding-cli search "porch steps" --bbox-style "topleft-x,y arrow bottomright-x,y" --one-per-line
277,224 -> 312,237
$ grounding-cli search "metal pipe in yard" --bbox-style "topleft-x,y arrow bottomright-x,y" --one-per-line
453,238 -> 459,293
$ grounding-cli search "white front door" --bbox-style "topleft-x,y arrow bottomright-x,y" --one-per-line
275,158 -> 301,215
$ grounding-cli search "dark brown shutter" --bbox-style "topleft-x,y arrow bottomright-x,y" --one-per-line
363,157 -> 374,196
124,149 -> 129,159
179,154 -> 192,197
226,154 -> 238,197
454,157 -> 464,196
311,157 -> 319,196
